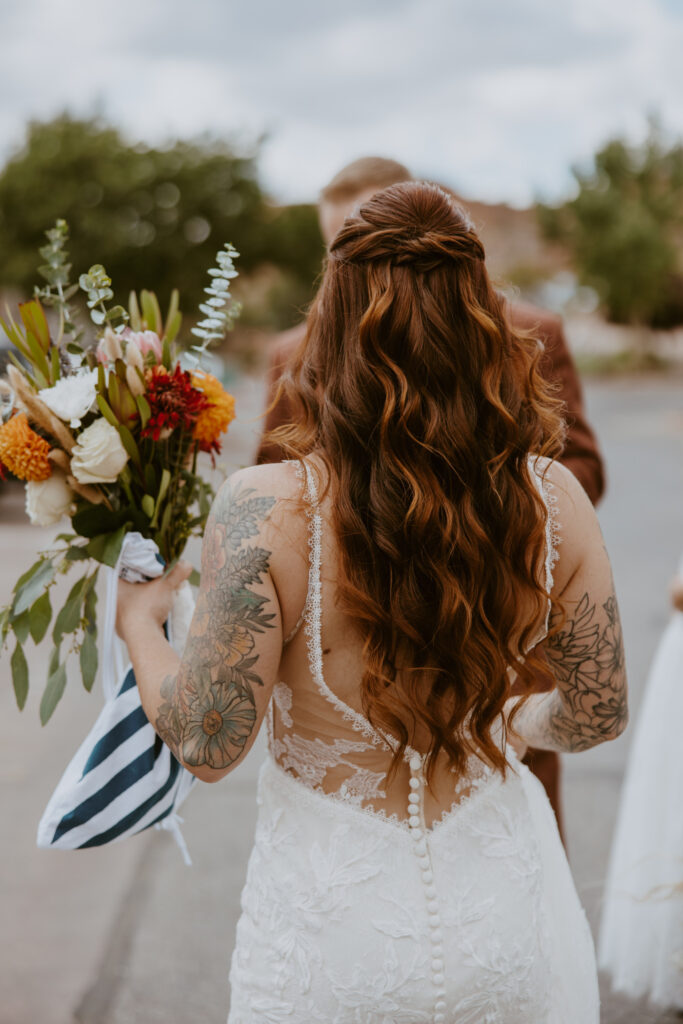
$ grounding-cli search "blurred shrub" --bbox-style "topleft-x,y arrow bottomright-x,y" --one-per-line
0,114 -> 324,332
537,121 -> 683,327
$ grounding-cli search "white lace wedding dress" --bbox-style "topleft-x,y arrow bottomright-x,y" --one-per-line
227,462 -> 599,1023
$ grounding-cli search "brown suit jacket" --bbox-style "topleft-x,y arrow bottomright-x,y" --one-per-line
255,303 -> 605,506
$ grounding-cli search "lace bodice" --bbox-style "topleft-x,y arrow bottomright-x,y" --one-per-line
267,457 -> 559,830
229,459 -> 599,1024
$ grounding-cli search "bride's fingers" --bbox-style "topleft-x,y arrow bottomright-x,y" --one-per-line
165,560 -> 193,589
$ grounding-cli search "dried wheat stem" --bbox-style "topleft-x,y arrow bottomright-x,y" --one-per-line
66,474 -> 107,506
7,365 -> 76,453
48,449 -> 70,472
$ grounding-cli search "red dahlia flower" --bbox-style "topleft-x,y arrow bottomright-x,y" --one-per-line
142,364 -> 208,441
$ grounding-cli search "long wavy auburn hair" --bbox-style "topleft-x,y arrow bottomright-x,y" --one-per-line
272,181 -> 565,780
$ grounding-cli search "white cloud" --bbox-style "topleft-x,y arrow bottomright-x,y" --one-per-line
0,0 -> 681,206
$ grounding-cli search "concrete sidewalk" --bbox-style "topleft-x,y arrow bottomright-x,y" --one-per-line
2,374 -> 683,1023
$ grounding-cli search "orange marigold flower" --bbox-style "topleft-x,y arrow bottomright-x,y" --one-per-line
0,413 -> 52,481
191,372 -> 236,454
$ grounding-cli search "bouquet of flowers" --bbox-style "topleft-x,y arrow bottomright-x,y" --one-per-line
0,220 -> 239,724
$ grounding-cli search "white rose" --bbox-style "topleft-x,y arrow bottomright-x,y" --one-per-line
70,418 -> 129,484
25,471 -> 75,526
39,369 -> 98,428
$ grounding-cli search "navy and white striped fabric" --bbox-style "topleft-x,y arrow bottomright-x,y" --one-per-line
37,533 -> 196,863
37,665 -> 195,854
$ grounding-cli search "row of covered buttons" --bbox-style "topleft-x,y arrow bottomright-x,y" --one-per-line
408,753 -> 447,1022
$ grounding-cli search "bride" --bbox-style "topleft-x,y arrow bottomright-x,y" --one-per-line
117,181 -> 627,1022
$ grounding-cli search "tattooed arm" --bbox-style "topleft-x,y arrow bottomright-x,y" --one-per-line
508,462 -> 628,754
117,470 -> 283,782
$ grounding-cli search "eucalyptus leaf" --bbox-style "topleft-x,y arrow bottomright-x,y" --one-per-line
40,662 -> 68,725
12,610 -> 31,645
86,524 -> 128,568
48,644 -> 60,678
80,630 -> 98,692
105,304 -> 127,322
65,545 -> 90,562
29,591 -> 52,644
189,569 -> 201,587
52,576 -> 88,644
11,643 -> 29,710
142,494 -> 155,519
83,573 -> 98,630
13,559 -> 55,616
14,558 -> 46,593
72,503 -> 122,539
0,606 -> 10,645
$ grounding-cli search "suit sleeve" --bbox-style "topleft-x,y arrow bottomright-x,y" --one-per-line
254,329 -> 304,465
541,317 -> 605,506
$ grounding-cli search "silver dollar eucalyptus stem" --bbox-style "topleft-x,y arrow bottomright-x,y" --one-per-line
188,243 -> 241,367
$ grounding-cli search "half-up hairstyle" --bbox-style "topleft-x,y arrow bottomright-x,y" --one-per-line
273,181 -> 565,780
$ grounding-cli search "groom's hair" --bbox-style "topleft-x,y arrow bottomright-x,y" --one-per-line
320,157 -> 413,203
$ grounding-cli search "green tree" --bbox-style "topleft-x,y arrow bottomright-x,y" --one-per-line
538,122 -> 683,327
0,115 -> 324,330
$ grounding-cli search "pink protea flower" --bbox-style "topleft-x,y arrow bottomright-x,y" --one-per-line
123,329 -> 163,362
96,328 -> 123,365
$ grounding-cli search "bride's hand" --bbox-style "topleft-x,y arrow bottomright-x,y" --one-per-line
503,696 -> 529,761
116,561 -> 193,641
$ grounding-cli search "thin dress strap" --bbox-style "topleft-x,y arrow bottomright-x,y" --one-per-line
281,460 -> 308,645
528,456 -> 561,646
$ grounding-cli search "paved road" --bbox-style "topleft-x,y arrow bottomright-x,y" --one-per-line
1,373 -> 682,1024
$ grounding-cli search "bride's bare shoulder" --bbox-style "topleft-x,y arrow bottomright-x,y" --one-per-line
540,458 -> 606,593
214,461 -> 310,558
223,460 -> 304,503
542,458 -> 594,517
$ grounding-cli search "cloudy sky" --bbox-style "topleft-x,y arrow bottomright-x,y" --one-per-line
1,0 -> 682,207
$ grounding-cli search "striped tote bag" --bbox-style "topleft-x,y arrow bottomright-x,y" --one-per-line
37,533 -> 196,863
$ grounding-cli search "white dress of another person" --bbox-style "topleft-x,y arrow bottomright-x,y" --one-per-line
227,460 -> 599,1023
599,556 -> 683,1010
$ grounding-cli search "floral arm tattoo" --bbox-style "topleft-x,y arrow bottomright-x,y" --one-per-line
513,589 -> 628,753
155,481 -> 277,770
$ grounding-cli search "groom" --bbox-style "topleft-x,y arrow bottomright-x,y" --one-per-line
255,156 -> 606,838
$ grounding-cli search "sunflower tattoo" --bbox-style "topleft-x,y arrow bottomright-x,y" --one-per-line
155,481 -> 276,770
